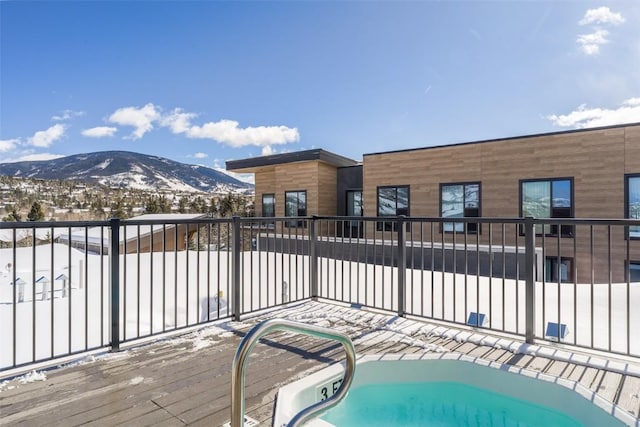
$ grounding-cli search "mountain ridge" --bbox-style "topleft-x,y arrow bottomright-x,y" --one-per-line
0,151 -> 253,193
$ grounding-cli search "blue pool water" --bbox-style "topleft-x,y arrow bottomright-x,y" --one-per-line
321,381 -> 584,427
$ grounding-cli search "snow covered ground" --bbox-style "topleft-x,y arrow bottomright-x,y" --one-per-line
1,244 -> 638,370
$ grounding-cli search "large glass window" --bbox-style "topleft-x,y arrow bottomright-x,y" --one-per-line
440,183 -> 480,233
626,175 -> 640,239
521,178 -> 573,236
261,194 -> 275,218
285,190 -> 306,227
377,186 -> 409,231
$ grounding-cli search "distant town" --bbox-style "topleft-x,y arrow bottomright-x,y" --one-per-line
0,175 -> 254,222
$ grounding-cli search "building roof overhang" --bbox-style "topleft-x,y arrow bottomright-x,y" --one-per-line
226,149 -> 359,173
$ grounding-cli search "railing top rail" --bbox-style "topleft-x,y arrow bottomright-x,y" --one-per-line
231,318 -> 356,427
1,216 -> 637,230
310,215 -> 640,226
0,220 -> 111,229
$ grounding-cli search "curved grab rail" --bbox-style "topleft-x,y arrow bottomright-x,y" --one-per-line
231,318 -> 356,427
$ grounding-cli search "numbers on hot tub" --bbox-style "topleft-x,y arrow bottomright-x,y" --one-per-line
319,378 -> 343,401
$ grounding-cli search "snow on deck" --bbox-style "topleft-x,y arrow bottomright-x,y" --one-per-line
0,300 -> 639,426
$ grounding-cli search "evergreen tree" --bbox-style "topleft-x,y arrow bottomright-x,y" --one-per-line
111,198 -> 127,219
27,201 -> 45,221
3,207 -> 22,222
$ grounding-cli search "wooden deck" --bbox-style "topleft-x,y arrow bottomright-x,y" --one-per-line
1,300 -> 640,426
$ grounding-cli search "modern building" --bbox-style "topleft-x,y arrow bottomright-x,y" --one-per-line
227,122 -> 640,283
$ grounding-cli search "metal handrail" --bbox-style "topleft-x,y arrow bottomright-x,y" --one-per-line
231,319 -> 356,427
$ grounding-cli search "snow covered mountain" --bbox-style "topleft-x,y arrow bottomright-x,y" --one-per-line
0,151 -> 253,193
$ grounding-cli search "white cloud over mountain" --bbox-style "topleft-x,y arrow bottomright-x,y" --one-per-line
28,124 -> 67,148
0,139 -> 19,152
103,104 -> 299,152
108,103 -> 161,140
82,126 -> 118,138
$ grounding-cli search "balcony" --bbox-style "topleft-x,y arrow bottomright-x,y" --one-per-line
0,216 -> 639,424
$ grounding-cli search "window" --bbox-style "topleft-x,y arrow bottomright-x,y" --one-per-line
626,174 -> 640,239
346,190 -> 363,218
344,190 -> 363,237
376,186 -> 409,231
261,194 -> 275,218
440,182 -> 480,233
545,256 -> 573,283
285,190 -> 306,227
521,178 -> 573,236
629,262 -> 640,282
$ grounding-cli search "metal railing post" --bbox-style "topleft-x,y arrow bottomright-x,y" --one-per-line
232,216 -> 242,321
310,216 -> 318,299
397,215 -> 406,317
109,218 -> 120,352
231,319 -> 356,427
524,216 -> 535,344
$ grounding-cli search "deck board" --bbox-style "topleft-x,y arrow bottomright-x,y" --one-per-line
1,300 -> 639,426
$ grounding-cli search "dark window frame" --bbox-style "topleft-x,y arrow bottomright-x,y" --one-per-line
376,185 -> 410,231
261,193 -> 275,218
284,190 -> 307,228
626,260 -> 640,282
519,177 -> 574,237
344,189 -> 364,238
625,174 -> 640,240
439,181 -> 481,234
545,256 -> 574,283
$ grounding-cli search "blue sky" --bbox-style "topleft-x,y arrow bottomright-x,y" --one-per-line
1,1 -> 639,180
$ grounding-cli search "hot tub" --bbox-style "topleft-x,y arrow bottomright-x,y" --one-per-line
274,353 -> 637,426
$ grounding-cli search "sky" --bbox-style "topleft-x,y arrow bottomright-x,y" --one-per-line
1,1 -> 639,183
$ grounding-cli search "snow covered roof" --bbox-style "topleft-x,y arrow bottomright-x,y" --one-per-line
127,213 -> 206,221
0,228 -> 58,243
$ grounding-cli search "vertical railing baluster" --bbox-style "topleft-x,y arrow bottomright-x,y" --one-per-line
110,218 -> 120,352
310,217 -> 318,299
524,217 -> 535,344
232,216 -> 241,321
32,226 -> 36,362
397,215 -> 406,317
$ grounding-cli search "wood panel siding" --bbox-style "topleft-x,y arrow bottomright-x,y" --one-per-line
254,167 -> 276,217
253,160 -> 340,235
363,124 -> 640,282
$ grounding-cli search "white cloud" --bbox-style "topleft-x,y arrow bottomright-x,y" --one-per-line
82,126 -> 117,138
192,152 -> 208,159
15,153 -> 66,162
576,7 -> 624,55
546,97 -> 640,128
212,158 -> 255,184
27,124 -> 66,148
224,170 -> 255,185
261,145 -> 275,156
0,152 -> 66,163
51,109 -> 85,121
184,119 -> 299,147
577,29 -> 609,55
579,7 -> 625,26
161,108 -> 299,148
108,103 -> 160,140
161,108 -> 198,134
0,139 -> 19,152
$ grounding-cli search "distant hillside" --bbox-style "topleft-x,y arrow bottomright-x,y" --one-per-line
0,151 -> 253,193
